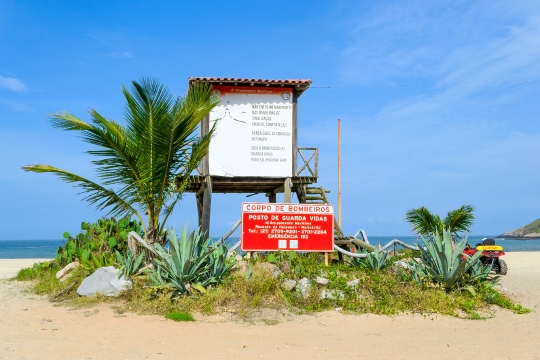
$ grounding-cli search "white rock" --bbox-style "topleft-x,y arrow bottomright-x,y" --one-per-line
55,261 -> 79,279
316,276 -> 329,286
234,254 -> 243,261
297,277 -> 311,298
391,261 -> 409,273
281,279 -> 297,291
77,266 -> 132,297
347,279 -> 359,288
254,262 -> 282,278
320,289 -> 344,300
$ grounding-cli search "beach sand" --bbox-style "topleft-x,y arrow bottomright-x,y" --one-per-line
0,259 -> 52,279
1,252 -> 539,359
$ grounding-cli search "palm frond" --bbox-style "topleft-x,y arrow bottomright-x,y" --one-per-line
443,205 -> 475,237
49,112 -> 93,131
25,77 -> 218,244
21,164 -> 145,230
405,206 -> 441,237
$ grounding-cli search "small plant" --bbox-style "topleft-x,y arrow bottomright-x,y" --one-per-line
267,250 -> 308,276
149,227 -> 235,297
348,247 -> 388,270
116,249 -> 144,279
165,311 -> 195,322
267,250 -> 297,265
80,252 -> 116,272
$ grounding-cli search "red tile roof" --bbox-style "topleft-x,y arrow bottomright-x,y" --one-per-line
189,77 -> 312,96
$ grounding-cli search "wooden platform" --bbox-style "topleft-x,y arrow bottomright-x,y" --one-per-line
181,175 -> 318,194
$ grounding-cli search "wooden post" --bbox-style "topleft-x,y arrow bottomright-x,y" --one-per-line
292,91 -> 298,176
269,192 -> 276,203
284,178 -> 292,203
338,119 -> 342,229
324,252 -> 329,266
200,176 -> 212,237
200,114 -> 210,175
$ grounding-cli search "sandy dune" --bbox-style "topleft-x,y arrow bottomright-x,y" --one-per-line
0,252 -> 539,359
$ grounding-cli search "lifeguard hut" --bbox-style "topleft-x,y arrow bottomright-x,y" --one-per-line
180,77 -> 335,237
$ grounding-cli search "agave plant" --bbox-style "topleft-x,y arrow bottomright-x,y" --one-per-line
406,229 -> 490,291
149,227 -> 234,297
116,249 -> 145,279
348,247 -> 388,270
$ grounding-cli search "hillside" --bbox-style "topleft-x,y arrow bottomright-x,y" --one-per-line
498,218 -> 540,239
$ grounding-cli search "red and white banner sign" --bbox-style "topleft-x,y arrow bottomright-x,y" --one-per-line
241,203 -> 334,252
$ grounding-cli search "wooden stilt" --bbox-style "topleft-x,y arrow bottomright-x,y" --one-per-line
196,192 -> 203,229
200,176 -> 212,237
284,178 -> 292,203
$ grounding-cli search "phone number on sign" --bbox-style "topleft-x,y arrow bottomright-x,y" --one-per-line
260,229 -> 328,235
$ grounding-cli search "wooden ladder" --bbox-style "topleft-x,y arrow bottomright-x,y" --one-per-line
300,186 -> 344,238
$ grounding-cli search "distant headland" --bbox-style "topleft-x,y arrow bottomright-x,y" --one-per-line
498,218 -> 540,239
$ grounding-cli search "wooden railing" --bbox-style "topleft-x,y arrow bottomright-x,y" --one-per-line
296,147 -> 319,177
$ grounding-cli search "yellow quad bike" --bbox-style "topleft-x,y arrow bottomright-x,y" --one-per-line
464,238 -> 507,275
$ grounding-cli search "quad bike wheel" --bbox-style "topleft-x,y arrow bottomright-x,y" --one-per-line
498,259 -> 508,275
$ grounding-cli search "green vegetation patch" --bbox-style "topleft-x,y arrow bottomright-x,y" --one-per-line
14,251 -> 530,322
524,218 -> 540,233
165,311 -> 195,322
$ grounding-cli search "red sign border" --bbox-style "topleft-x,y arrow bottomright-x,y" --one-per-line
240,202 -> 335,252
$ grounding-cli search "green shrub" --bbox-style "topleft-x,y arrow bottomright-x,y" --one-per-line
15,261 -> 56,281
56,217 -> 143,266
80,252 -> 117,272
165,311 -> 195,322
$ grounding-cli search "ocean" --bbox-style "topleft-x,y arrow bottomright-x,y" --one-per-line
1,235 -> 540,259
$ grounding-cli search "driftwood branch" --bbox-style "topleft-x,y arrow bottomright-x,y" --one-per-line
52,281 -> 76,300
128,232 -> 163,259
215,218 -> 241,245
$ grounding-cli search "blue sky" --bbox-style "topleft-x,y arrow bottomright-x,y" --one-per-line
1,0 -> 539,240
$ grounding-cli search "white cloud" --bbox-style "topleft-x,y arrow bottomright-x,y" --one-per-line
0,75 -> 27,92
90,30 -> 134,59
341,1 -> 540,87
0,98 -> 33,112
107,51 -> 134,59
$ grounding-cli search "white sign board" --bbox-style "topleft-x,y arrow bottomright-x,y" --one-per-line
208,85 -> 293,177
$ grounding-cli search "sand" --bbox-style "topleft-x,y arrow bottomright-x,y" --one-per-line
0,259 -> 52,279
0,252 -> 539,359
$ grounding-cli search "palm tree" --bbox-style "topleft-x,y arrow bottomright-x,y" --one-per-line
405,205 -> 475,240
23,77 -> 219,245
